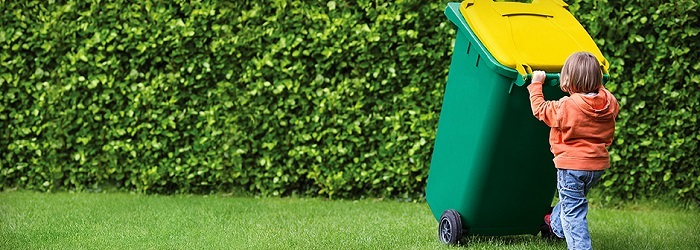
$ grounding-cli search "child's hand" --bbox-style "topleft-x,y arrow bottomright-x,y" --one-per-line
531,70 -> 546,84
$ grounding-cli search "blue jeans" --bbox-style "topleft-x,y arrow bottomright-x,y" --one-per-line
550,169 -> 603,250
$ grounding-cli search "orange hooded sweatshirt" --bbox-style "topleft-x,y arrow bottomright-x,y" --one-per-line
527,82 -> 620,171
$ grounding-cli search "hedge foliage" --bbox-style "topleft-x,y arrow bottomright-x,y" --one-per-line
1,0 -> 698,201
0,0 -> 452,199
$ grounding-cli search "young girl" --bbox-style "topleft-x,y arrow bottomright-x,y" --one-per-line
527,52 -> 620,250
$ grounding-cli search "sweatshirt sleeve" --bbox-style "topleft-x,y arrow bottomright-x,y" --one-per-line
526,82 -> 562,128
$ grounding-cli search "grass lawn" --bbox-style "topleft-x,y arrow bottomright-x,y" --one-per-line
1,191 -> 698,249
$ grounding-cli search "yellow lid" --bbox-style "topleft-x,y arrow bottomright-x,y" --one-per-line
460,0 -> 609,76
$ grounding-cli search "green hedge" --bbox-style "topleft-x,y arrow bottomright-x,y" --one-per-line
0,0 -> 452,199
1,0 -> 698,201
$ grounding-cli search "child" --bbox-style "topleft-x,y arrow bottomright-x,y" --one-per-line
527,52 -> 620,250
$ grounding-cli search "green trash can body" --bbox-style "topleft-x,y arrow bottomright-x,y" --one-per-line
425,3 -> 566,236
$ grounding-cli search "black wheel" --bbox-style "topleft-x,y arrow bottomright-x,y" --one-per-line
539,222 -> 554,238
438,209 -> 463,245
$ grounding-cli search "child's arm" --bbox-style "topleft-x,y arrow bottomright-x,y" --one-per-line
527,71 -> 561,128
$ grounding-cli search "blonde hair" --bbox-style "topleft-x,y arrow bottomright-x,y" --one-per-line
560,52 -> 603,94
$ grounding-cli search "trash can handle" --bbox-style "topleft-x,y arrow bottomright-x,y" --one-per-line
523,73 -> 561,87
518,73 -> 610,87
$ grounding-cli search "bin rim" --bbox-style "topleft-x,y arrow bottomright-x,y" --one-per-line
445,2 -> 518,82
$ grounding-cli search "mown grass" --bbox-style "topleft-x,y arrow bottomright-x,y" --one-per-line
0,191 -> 698,249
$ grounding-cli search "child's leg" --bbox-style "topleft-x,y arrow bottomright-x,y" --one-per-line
553,169 -> 603,250
550,200 -> 565,238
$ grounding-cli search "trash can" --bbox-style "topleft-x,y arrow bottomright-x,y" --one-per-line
425,0 -> 609,244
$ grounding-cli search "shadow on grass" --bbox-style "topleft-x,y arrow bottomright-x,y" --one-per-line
454,235 -> 566,249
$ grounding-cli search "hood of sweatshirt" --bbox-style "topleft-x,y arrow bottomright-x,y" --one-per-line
570,87 -> 618,120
